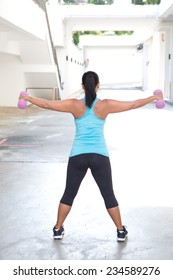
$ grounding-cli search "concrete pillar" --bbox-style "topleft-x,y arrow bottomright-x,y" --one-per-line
143,31 -> 169,96
169,27 -> 173,102
162,28 -> 172,101
142,40 -> 150,91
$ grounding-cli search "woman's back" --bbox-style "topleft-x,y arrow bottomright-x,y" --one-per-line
69,98 -> 109,157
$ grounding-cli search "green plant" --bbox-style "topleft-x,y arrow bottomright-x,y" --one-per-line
132,0 -> 144,4
72,30 -> 134,46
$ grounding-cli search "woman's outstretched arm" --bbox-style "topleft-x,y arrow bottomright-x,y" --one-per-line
100,94 -> 163,116
19,95 -> 77,114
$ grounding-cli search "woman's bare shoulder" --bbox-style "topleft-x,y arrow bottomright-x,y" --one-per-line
70,98 -> 86,118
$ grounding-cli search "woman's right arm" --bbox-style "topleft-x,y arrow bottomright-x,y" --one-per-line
19,95 -> 78,114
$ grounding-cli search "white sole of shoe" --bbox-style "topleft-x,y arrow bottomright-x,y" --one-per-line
53,232 -> 64,240
117,235 -> 127,242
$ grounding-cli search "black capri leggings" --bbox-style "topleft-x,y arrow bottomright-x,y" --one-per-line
60,153 -> 118,209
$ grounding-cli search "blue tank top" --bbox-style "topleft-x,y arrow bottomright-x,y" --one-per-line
69,98 -> 109,157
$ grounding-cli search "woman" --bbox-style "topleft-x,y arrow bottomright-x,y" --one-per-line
19,71 -> 163,242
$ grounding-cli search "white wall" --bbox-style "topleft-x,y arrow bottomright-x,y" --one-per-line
62,42 -> 84,99
56,20 -> 84,99
0,53 -> 25,106
84,46 -> 142,87
47,3 -> 65,47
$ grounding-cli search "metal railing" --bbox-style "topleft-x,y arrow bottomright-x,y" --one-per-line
31,0 -> 63,94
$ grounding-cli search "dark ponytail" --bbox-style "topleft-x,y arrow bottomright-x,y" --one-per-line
82,71 -> 99,108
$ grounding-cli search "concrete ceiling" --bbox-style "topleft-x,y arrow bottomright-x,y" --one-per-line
0,3 -> 173,47
60,5 -> 161,46
0,17 -> 41,41
159,2 -> 173,20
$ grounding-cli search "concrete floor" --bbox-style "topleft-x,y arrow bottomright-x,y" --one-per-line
0,89 -> 173,260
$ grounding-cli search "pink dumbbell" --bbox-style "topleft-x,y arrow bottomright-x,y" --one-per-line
153,89 -> 165,109
18,91 -> 28,109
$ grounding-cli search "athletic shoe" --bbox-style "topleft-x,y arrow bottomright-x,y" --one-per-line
53,225 -> 65,240
117,225 -> 128,242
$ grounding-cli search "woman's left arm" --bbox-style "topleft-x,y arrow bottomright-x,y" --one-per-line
102,94 -> 163,115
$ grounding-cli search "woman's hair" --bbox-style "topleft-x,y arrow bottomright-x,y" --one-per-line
82,71 -> 99,108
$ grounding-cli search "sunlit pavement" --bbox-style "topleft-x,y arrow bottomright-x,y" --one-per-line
0,89 -> 173,260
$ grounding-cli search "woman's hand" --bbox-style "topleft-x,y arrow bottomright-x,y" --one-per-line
154,93 -> 163,100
